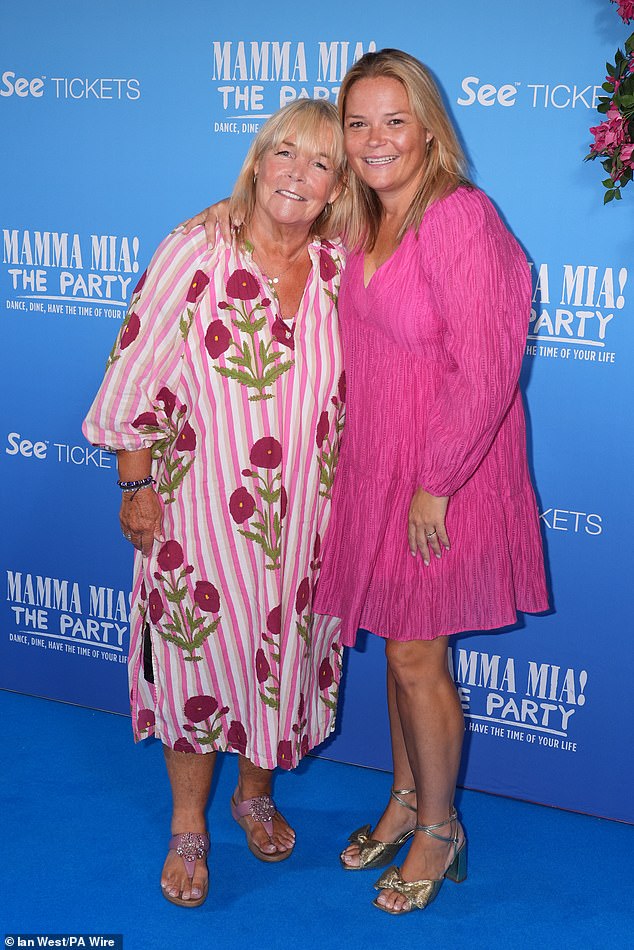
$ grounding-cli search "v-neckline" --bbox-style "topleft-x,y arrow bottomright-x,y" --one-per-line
362,234 -> 406,290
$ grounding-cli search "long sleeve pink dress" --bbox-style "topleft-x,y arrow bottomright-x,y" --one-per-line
314,187 -> 548,647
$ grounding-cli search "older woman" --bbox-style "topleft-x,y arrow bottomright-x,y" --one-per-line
190,49 -> 548,916
83,99 -> 347,907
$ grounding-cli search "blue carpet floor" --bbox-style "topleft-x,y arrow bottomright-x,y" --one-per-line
1,690 -> 631,949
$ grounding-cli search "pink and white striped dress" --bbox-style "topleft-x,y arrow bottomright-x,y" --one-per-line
83,226 -> 346,770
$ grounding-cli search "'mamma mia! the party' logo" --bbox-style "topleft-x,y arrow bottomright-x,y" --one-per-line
525,262 -> 627,365
450,646 -> 588,753
210,39 -> 376,135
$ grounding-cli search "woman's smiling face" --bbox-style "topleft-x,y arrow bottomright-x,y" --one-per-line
343,76 -> 432,206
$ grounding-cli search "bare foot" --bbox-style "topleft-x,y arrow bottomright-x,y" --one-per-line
232,789 -> 295,858
161,831 -> 209,904
341,790 -> 416,869
374,818 -> 465,913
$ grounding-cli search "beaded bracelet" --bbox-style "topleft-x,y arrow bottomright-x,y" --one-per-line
117,475 -> 155,493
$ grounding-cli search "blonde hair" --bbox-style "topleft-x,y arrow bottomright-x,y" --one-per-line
230,99 -> 349,241
338,49 -> 471,250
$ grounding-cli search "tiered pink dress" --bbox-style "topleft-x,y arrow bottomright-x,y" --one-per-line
314,187 -> 548,646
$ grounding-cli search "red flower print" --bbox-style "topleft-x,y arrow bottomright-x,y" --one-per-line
148,589 -> 164,624
137,709 -> 155,731
261,297 -> 271,307
120,312 -> 140,350
205,320 -> 232,359
249,436 -> 282,469
156,386 -> 176,418
157,540 -> 184,572
194,581 -> 220,613
228,720 -> 247,755
316,411 -> 329,448
319,248 -> 337,281
229,487 -> 256,524
184,695 -> 219,722
271,316 -> 295,350
319,658 -> 333,690
226,268 -> 260,300
175,421 -> 196,452
313,534 -> 321,560
298,692 -> 305,720
280,485 -> 288,520
186,269 -> 210,303
174,738 -> 196,753
277,740 -> 293,769
255,649 -> 270,683
338,371 -> 346,403
300,735 -> 309,757
140,580 -> 147,600
295,578 -> 310,614
267,605 -> 281,636
132,411 -> 158,428
132,270 -> 147,295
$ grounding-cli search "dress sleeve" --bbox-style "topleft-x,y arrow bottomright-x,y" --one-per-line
418,191 -> 531,497
82,227 -> 210,453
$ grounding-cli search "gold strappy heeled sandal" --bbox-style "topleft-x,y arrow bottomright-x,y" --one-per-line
340,788 -> 417,871
372,808 -> 467,914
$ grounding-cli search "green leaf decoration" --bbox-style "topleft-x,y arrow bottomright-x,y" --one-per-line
165,587 -> 188,604
259,691 -> 280,710
604,189 -> 616,204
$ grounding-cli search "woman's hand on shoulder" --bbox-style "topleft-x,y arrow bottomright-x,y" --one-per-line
120,487 -> 163,557
180,198 -> 235,246
408,488 -> 450,566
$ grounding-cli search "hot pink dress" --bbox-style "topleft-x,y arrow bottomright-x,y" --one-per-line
314,187 -> 548,647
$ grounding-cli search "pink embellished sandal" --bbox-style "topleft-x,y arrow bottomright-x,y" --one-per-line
162,831 -> 210,908
231,792 -> 294,863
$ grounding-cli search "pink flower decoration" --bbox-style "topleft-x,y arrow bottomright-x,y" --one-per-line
229,487 -> 256,523
612,0 -> 634,23
249,436 -> 282,469
295,578 -> 310,614
621,143 -> 634,164
319,658 -> 333,690
205,320 -> 232,359
132,411 -> 159,429
194,581 -> 220,613
255,648 -> 270,683
137,709 -> 155,731
316,411 -> 329,448
319,248 -> 337,281
277,739 -> 293,769
157,540 -> 184,572
267,605 -> 281,636
184,695 -> 218,722
175,421 -> 196,452
120,312 -> 140,350
173,737 -> 196,753
148,589 -> 164,624
186,270 -> 210,303
280,485 -> 288,520
226,269 -> 260,300
156,387 -> 176,418
228,720 -> 247,755
271,316 -> 295,350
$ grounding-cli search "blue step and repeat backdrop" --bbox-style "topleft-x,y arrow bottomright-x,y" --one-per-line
1,0 -> 632,822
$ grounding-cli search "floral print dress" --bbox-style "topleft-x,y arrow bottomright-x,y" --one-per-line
83,226 -> 345,769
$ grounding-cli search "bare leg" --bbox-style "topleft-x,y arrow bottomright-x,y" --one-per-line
161,745 -> 215,902
375,637 -> 465,913
234,755 -> 295,856
341,662 -> 417,867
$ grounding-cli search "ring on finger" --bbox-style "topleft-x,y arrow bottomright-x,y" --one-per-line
425,529 -> 437,538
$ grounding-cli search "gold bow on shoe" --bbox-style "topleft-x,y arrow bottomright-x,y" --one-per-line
373,865 -> 442,913
341,824 -> 416,871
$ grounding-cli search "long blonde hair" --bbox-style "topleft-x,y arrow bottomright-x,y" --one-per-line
230,99 -> 349,242
338,49 -> 470,250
